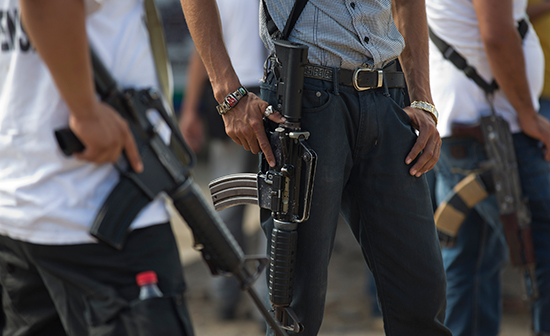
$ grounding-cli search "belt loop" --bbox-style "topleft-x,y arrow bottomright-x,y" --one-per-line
382,71 -> 390,97
332,67 -> 340,96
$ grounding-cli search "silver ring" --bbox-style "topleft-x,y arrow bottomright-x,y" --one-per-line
264,105 -> 273,118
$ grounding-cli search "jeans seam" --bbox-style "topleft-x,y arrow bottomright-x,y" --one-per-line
355,182 -> 393,335
361,212 -> 393,335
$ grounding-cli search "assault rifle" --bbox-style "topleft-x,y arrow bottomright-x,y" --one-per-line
209,39 -> 317,333
55,50 -> 289,336
434,115 -> 538,299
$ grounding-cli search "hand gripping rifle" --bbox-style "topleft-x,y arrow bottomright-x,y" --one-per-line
434,115 -> 538,300
54,49 -> 289,336
208,39 -> 317,333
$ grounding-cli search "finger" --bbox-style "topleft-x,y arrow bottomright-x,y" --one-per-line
239,135 -> 251,152
74,150 -> 95,163
247,137 -> 261,155
122,128 -> 143,173
231,136 -> 243,147
412,147 -> 436,177
405,133 -> 428,167
410,153 -> 428,177
75,147 -> 108,164
254,126 -> 276,166
418,138 -> 441,174
268,111 -> 286,124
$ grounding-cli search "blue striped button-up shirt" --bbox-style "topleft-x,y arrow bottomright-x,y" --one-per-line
260,0 -> 405,69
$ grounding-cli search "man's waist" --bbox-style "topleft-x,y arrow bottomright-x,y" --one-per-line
303,62 -> 405,91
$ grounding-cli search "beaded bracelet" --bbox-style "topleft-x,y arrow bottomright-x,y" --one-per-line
216,86 -> 249,115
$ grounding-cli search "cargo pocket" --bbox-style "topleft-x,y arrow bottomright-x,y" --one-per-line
128,293 -> 193,336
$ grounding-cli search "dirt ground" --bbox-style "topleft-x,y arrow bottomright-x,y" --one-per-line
169,164 -> 535,336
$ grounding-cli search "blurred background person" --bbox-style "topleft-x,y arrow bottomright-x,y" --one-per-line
427,0 -> 550,335
178,0 -> 267,322
0,0 -> 195,335
527,0 -> 550,121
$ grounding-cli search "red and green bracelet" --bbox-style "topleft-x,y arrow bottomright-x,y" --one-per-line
216,86 -> 249,115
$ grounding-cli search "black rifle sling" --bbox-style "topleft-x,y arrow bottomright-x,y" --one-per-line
281,0 -> 309,40
263,0 -> 309,39
429,19 -> 529,95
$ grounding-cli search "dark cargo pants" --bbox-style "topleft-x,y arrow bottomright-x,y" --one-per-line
0,223 -> 194,336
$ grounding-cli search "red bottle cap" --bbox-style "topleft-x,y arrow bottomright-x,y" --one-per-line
136,271 -> 158,286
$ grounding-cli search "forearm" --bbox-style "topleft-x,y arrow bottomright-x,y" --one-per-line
474,0 -> 537,119
180,0 -> 240,103
392,0 -> 433,104
526,2 -> 550,22
20,0 -> 97,118
484,33 -> 535,117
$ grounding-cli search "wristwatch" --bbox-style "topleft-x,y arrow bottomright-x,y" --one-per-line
411,100 -> 439,125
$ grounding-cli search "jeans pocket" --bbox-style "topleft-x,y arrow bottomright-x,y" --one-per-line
302,87 -> 332,113
386,95 -> 416,136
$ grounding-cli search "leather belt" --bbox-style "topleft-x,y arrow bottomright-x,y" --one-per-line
303,62 -> 405,91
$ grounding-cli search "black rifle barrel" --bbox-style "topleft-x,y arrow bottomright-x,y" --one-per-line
169,180 -> 289,336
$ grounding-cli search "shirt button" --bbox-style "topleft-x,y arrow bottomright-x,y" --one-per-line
350,2 -> 356,9
364,36 -> 370,44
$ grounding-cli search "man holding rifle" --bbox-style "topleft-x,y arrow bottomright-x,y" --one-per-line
0,0 -> 195,334
181,0 -> 452,335
427,0 -> 550,334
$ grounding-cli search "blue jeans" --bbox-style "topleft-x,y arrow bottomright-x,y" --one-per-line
261,71 -> 451,336
435,132 -> 550,335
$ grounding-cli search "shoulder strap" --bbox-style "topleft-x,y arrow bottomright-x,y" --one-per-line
280,0 -> 309,40
429,19 -> 529,95
144,0 -> 174,110
263,0 -> 309,40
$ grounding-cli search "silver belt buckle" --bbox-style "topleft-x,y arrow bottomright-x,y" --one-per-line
352,68 -> 384,91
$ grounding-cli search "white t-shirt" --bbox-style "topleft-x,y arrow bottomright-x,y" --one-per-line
217,0 -> 265,87
0,0 -> 169,245
427,0 -> 544,137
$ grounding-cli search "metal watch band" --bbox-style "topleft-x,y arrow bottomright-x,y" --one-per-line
216,86 -> 249,115
411,100 -> 439,125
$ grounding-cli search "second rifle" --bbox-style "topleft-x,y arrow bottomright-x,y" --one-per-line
435,115 -> 538,300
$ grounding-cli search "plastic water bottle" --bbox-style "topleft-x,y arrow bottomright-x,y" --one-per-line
136,271 -> 163,299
